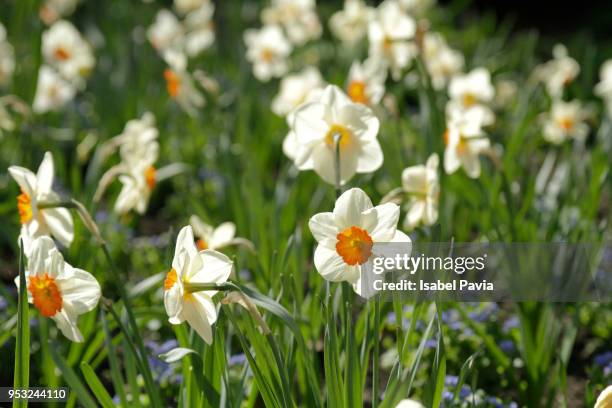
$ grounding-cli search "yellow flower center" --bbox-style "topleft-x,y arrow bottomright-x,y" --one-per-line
383,36 -> 393,51
145,166 -> 156,190
17,190 -> 33,224
443,129 -> 468,154
335,226 -> 373,266
164,268 -> 178,291
347,80 -> 369,105
196,239 -> 208,250
54,47 -> 70,61
462,93 -> 477,107
164,69 -> 181,98
325,124 -> 352,150
28,273 -> 63,317
261,48 -> 274,62
559,117 -> 574,131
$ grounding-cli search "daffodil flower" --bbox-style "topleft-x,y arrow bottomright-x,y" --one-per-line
346,58 -> 387,106
114,159 -> 158,215
308,188 -> 410,297
163,67 -> 205,116
421,32 -> 464,91
443,108 -> 490,179
244,24 -> 292,82
163,226 -> 233,344
8,151 -> 74,255
542,99 -> 589,145
402,153 -> 440,230
32,65 -> 76,114
272,67 -> 324,117
15,236 -> 101,342
532,44 -> 580,99
190,215 -> 239,250
447,67 -> 495,125
595,385 -> 612,408
261,0 -> 322,46
329,0 -> 374,46
595,59 -> 612,117
395,399 -> 425,408
285,84 -> 383,185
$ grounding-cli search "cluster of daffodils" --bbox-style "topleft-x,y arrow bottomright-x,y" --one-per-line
33,20 -> 95,114
9,153 -> 101,342
243,0 -> 322,81
147,0 -> 212,115
534,45 -> 591,145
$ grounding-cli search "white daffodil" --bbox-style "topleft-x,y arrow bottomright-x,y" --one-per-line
261,0 -> 322,46
443,108 -> 490,178
164,67 -> 205,115
244,24 -> 292,82
272,67 -> 324,116
174,0 -> 208,15
163,226 -> 233,344
395,399 -> 425,408
15,237 -> 100,342
421,32 -> 464,90
32,65 -> 76,114
542,100 -> 589,145
39,0 -> 78,25
368,0 -> 416,80
595,59 -> 612,117
402,153 -> 439,230
308,188 -> 410,297
329,0 -> 374,46
595,385 -> 612,408
533,44 -> 580,99
8,152 -> 74,254
114,143 -> 159,215
447,67 -> 495,125
285,85 -> 382,185
42,20 -> 95,85
116,112 -> 159,165
346,58 -> 387,106
183,3 -> 215,56
0,23 -> 15,85
190,215 -> 237,250
147,9 -> 184,52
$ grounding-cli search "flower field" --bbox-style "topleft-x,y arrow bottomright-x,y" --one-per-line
0,0 -> 611,407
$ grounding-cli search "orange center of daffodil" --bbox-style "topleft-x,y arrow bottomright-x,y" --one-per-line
145,166 -> 156,190
196,239 -> 208,250
462,93 -> 477,107
347,80 -> 369,105
335,226 -> 373,266
325,124 -> 352,150
559,117 -> 574,131
383,36 -> 393,52
54,47 -> 70,61
443,129 -> 467,154
260,48 -> 274,62
17,190 -> 33,224
28,273 -> 62,317
164,69 -> 181,98
164,268 -> 178,291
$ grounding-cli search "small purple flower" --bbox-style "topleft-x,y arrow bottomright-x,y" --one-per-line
502,316 -> 520,333
500,339 -> 515,354
0,296 -> 7,311
594,351 -> 612,367
229,353 -> 246,366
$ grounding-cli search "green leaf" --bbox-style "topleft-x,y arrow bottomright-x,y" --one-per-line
13,242 -> 29,408
80,361 -> 116,408
49,345 -> 97,408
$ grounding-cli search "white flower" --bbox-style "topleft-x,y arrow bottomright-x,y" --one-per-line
164,67 -> 205,115
42,20 -> 95,84
395,399 -> 425,408
114,143 -> 159,215
190,215 -> 237,250
39,0 -> 78,24
33,65 -> 76,114
147,9 -> 184,51
163,226 -> 233,344
285,85 -> 383,185
0,23 -> 15,85
595,59 -> 612,117
272,67 -> 324,116
244,25 -> 292,82
15,237 -> 101,342
183,3 -> 215,56
8,151 -> 74,253
443,108 -> 490,178
533,44 -> 580,99
116,112 -> 159,165
421,32 -> 464,90
308,188 -> 410,297
261,0 -> 322,46
174,0 -> 208,15
368,0 -> 416,80
329,0 -> 374,46
447,67 -> 495,125
542,99 -> 589,145
346,58 -> 387,106
402,153 -> 439,230
595,385 -> 612,408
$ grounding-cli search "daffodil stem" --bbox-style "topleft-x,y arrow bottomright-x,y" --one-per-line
333,133 -> 342,198
372,296 -> 381,408
185,282 -> 235,293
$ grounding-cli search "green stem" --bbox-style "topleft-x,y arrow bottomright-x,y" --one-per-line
372,297 -> 381,408
334,133 -> 342,198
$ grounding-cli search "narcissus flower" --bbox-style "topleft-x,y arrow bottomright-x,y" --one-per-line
285,85 -> 382,185
174,0 -> 208,15
542,99 -> 589,145
261,0 -> 322,46
308,188 -> 410,297
447,67 -> 495,125
116,112 -> 159,164
346,58 -> 387,106
183,2 -> 215,56
329,0 -> 374,46
402,153 -> 439,230
114,146 -> 159,215
190,215 -> 237,250
39,0 -> 78,25
244,25 -> 292,82
8,151 -> 74,253
533,44 -> 579,99
15,236 -> 101,342
0,23 -> 15,85
32,65 -> 76,114
272,67 -> 324,116
163,67 -> 205,115
595,385 -> 612,408
421,32 -> 464,90
443,108 -> 490,179
595,59 -> 612,117
395,399 -> 425,408
397,0 -> 434,15
163,226 -> 233,344
148,9 -> 183,52
368,0 -> 416,80
42,20 -> 95,85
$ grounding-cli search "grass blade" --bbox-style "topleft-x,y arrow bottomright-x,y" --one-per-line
13,242 -> 29,408
80,361 -> 116,408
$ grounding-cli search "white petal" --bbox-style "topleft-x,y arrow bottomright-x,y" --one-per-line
461,154 -> 482,179
443,145 -> 461,174
173,226 -> 198,269
356,139 -> 383,173
308,212 -> 337,243
282,131 -> 299,161
182,293 -> 215,344
404,200 -> 426,230
28,236 -> 57,276
333,188 -> 373,228
401,165 -> 427,194
313,244 -> 358,283
8,166 -> 37,197
57,267 -> 101,314
36,152 -> 55,194
164,280 -> 184,320
52,302 -> 84,342
210,222 -> 236,249
189,250 -> 233,286
42,207 -> 74,246
367,203 -> 400,242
